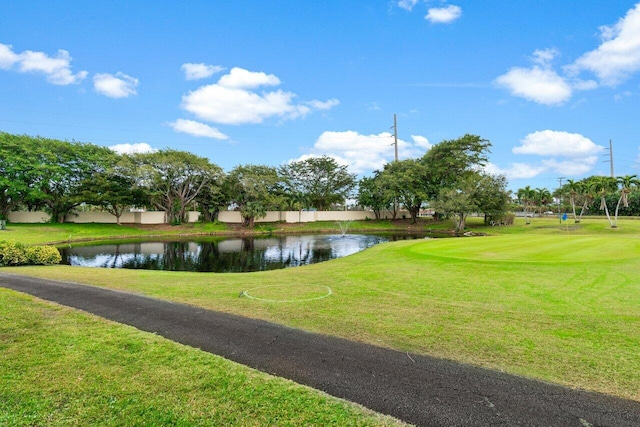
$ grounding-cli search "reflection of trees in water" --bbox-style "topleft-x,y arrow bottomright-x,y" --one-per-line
61,233 -> 426,272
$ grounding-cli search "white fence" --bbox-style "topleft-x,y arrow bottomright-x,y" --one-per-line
8,209 -> 406,224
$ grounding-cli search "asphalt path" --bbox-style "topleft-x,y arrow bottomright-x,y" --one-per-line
2,272 -> 640,427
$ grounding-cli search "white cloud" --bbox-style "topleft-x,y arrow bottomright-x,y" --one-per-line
0,43 -> 87,85
93,72 -> 139,98
218,67 -> 280,89
398,0 -> 418,11
495,66 -> 572,105
568,3 -> 640,86
541,157 -> 599,176
168,119 -> 228,140
411,135 -> 432,150
305,98 -> 340,110
513,130 -> 603,157
181,63 -> 224,80
484,162 -> 547,180
0,43 -> 19,69
180,67 -> 338,125
109,143 -> 156,154
296,130 -> 430,174
425,5 -> 462,24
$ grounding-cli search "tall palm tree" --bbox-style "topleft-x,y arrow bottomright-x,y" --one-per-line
613,175 -> 639,227
534,188 -> 552,215
566,179 -> 580,222
517,185 -> 535,223
592,176 -> 618,227
577,179 -> 595,223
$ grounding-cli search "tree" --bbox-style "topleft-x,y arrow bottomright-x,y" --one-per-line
534,187 -> 552,215
0,133 -> 41,219
227,164 -> 280,228
131,149 -> 221,224
357,173 -> 391,220
613,175 -> 639,227
516,186 -> 535,221
195,173 -> 229,223
565,179 -> 581,222
474,174 -> 510,225
33,138 -> 115,223
279,156 -> 356,210
77,169 -> 147,224
421,134 -> 492,200
378,159 -> 429,223
591,176 -> 618,227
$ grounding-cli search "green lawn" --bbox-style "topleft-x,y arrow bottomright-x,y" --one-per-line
2,217 -> 639,420
0,289 -> 403,426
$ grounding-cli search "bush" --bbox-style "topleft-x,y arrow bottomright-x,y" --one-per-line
25,245 -> 62,265
0,240 -> 61,267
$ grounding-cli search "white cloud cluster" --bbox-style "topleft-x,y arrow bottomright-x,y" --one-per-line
181,63 -> 225,80
397,0 -> 418,12
425,5 -> 462,24
93,72 -> 139,98
292,130 -> 431,174
397,2 -> 462,24
568,3 -> 640,86
109,142 -> 156,154
0,43 -> 87,85
171,67 -> 340,139
492,130 -> 604,180
496,3 -> 640,105
1,42 -> 139,98
168,119 -> 228,140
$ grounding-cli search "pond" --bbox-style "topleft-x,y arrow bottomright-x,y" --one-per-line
59,233 -> 432,273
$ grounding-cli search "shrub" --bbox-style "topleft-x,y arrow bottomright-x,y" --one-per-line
25,245 -> 62,265
0,240 -> 61,267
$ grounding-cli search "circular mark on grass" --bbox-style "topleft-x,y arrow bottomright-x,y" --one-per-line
241,285 -> 332,303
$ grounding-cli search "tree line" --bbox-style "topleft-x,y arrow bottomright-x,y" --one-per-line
1,132 -> 510,229
516,174 -> 640,228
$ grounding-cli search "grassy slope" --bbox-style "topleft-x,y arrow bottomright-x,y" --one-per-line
3,217 -> 639,402
0,289 -> 404,426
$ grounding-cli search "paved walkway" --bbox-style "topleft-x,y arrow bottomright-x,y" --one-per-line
2,272 -> 640,427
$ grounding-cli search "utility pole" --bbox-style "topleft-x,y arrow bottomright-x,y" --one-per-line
391,114 -> 398,162
603,139 -> 614,177
609,139 -> 614,178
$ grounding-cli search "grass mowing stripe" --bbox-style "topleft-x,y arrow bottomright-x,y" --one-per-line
0,289 -> 404,426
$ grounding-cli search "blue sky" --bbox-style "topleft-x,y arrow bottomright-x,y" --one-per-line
2,1 -> 640,192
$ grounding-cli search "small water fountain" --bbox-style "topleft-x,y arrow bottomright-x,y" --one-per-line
336,220 -> 353,237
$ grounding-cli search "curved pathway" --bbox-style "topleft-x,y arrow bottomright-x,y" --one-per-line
2,272 -> 639,427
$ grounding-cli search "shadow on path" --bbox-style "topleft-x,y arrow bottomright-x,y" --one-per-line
2,272 -> 639,427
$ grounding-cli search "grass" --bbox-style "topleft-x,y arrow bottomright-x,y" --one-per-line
2,216 -> 639,420
0,289 -> 404,426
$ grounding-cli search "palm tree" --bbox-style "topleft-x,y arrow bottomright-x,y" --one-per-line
592,176 -> 618,227
577,179 -> 595,223
613,175 -> 639,227
517,186 -> 535,223
566,179 -> 580,222
534,188 -> 552,215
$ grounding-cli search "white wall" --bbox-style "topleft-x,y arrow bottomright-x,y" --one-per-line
8,209 -> 406,224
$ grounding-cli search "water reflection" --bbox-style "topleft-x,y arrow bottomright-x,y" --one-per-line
59,233 -> 426,273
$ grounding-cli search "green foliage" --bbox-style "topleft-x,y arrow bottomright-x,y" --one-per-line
0,241 -> 61,266
279,156 -> 356,210
227,164 -> 280,227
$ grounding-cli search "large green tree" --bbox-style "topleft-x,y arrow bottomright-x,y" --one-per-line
421,134 -> 492,200
226,164 -> 280,227
279,156 -> 356,211
356,172 -> 392,220
130,149 -> 222,224
378,159 -> 429,223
